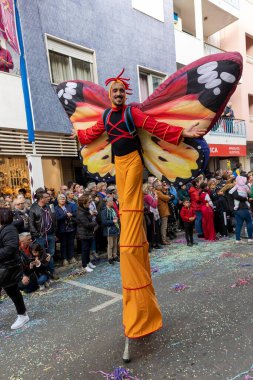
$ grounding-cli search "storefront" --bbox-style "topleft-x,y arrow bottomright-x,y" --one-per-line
0,128 -> 79,196
208,144 -> 247,172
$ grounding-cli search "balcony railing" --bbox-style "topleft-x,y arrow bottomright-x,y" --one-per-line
204,42 -> 225,56
222,0 -> 240,10
209,118 -> 246,137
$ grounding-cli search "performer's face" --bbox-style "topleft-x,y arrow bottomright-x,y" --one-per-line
110,82 -> 126,106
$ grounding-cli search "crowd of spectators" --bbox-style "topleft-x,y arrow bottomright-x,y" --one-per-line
1,165 -> 253,304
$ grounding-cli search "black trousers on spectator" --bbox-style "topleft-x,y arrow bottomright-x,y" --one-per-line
184,221 -> 194,244
4,284 -> 26,315
80,238 -> 92,268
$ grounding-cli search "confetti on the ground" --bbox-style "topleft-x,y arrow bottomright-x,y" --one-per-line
90,367 -> 141,380
170,283 -> 190,292
230,278 -> 250,288
229,363 -> 253,380
151,266 -> 159,274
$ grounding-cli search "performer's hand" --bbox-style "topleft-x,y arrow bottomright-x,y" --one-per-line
182,123 -> 205,138
70,128 -> 77,139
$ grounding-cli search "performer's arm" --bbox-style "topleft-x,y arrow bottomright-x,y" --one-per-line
76,118 -> 105,145
131,107 -> 183,146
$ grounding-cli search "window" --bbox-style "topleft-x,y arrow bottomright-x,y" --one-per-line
46,36 -> 96,84
132,0 -> 164,22
246,34 -> 253,64
138,68 -> 166,102
248,94 -> 253,122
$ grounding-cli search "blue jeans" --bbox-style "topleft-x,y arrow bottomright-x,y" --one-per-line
36,234 -> 56,274
234,209 -> 253,240
37,274 -> 49,285
195,210 -> 203,235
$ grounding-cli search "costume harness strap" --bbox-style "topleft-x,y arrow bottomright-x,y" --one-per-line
102,106 -> 144,164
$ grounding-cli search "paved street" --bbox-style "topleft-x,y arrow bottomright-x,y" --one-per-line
1,236 -> 253,380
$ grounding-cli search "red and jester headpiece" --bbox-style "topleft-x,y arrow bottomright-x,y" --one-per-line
105,68 -> 133,99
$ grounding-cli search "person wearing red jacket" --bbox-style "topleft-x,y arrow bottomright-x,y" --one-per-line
180,199 -> 196,246
188,178 -> 204,238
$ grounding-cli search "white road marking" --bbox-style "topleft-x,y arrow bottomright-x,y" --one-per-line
64,280 -> 122,312
89,297 -> 121,313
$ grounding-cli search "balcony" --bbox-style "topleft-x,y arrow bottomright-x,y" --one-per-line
0,71 -> 27,130
173,0 -> 240,43
204,42 -> 225,56
209,118 -> 246,137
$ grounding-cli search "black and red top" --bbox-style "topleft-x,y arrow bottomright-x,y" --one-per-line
105,106 -> 139,156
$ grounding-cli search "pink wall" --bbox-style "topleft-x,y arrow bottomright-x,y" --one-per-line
219,1 -> 253,142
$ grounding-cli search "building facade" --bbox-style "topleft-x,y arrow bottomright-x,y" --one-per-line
173,0 -> 247,173
0,0 -> 177,194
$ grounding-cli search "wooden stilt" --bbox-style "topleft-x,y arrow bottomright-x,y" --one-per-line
122,337 -> 130,363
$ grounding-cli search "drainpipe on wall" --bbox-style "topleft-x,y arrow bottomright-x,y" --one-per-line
15,0 -> 44,199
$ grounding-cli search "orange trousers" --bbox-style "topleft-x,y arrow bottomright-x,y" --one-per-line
115,150 -> 163,338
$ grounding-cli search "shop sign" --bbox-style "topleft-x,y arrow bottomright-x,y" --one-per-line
209,144 -> 246,157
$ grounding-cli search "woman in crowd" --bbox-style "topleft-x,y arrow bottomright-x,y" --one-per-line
153,180 -> 171,245
76,195 -> 97,272
199,182 -> 216,241
55,194 -> 77,266
143,183 -> 158,251
0,208 -> 29,329
229,181 -> 253,244
189,178 -> 204,238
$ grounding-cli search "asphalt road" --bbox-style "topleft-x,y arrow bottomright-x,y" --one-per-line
1,236 -> 253,380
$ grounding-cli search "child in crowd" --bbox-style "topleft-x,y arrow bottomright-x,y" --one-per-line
101,198 -> 120,265
199,182 -> 216,241
230,175 -> 250,210
213,187 -> 229,237
29,243 -> 51,290
180,199 -> 196,246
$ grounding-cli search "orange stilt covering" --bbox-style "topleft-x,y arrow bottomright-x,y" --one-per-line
115,150 -> 163,338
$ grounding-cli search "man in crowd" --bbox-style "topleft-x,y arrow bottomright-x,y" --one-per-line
12,197 -> 30,233
29,191 -> 59,280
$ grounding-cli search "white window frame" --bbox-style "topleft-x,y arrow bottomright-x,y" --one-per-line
137,65 -> 167,102
45,34 -> 98,85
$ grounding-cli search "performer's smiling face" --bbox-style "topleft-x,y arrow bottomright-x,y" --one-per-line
110,82 -> 126,106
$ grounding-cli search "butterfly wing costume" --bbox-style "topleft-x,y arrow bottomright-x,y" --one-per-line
57,52 -> 242,338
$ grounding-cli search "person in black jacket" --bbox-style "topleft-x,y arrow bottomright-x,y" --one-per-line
0,208 -> 29,329
29,191 -> 58,279
76,195 -> 97,273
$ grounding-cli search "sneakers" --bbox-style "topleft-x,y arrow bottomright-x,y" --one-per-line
39,285 -> 45,291
62,259 -> 69,267
113,256 -> 120,263
88,262 -> 96,269
248,239 -> 253,244
69,257 -> 77,264
187,242 -> 193,247
235,240 -> 243,244
44,281 -> 50,288
85,266 -> 93,272
108,258 -> 115,265
11,313 -> 29,330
